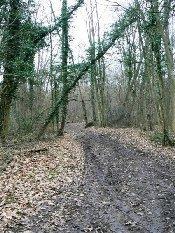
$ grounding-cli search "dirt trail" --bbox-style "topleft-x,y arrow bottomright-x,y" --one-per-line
5,124 -> 175,232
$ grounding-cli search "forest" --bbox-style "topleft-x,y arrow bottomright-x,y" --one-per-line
0,0 -> 175,232
0,0 -> 174,145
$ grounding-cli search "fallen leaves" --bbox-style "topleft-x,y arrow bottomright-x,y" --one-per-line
0,134 -> 85,232
1,124 -> 175,232
91,126 -> 175,160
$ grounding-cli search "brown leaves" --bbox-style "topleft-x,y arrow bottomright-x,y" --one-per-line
91,127 -> 175,159
0,134 -> 84,231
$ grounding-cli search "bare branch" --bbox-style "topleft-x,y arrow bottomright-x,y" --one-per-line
38,5 -> 137,137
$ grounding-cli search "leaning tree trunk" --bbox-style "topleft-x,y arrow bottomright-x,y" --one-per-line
0,0 -> 21,143
38,5 -> 138,137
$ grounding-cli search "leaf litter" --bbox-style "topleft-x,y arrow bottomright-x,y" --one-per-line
0,124 -> 175,232
0,134 -> 85,232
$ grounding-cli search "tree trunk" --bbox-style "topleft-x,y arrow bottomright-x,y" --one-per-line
38,5 -> 137,137
58,0 -> 69,136
78,84 -> 88,125
0,0 -> 21,142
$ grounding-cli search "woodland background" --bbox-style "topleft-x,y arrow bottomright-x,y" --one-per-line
0,0 -> 175,145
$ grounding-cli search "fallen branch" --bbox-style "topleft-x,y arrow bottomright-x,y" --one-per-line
20,147 -> 48,156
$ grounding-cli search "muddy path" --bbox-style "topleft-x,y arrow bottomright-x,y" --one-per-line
6,125 -> 175,232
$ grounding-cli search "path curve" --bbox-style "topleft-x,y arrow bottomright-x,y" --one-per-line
6,124 -> 175,232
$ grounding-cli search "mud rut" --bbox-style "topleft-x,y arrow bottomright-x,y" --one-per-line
8,126 -> 175,233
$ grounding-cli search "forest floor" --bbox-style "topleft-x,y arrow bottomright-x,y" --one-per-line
0,123 -> 175,233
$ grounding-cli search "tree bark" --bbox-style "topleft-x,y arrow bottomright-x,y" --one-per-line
0,0 -> 21,142
38,5 -> 137,137
58,0 -> 69,136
